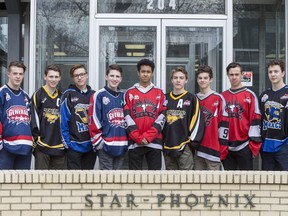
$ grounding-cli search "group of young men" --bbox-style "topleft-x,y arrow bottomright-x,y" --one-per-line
0,59 -> 287,171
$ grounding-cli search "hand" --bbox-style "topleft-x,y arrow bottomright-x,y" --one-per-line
140,138 -> 149,145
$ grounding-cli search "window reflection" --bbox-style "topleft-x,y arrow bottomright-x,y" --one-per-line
36,0 -> 89,91
0,17 -> 8,85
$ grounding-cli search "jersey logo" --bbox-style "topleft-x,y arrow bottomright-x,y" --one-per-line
103,96 -> 110,105
75,103 -> 90,132
225,101 -> 244,119
5,93 -> 11,101
261,94 -> 269,102
7,105 -> 30,125
132,99 -> 157,118
263,100 -> 283,130
202,107 -> 213,126
166,110 -> 186,125
107,108 -> 125,128
71,97 -> 79,102
43,108 -> 60,124
280,94 -> 288,100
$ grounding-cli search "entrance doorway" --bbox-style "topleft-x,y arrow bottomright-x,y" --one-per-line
96,19 -> 226,93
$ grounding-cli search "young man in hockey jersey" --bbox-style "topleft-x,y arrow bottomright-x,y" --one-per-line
163,67 -> 205,170
222,62 -> 262,170
124,59 -> 166,170
30,64 -> 66,169
0,61 -> 33,169
60,64 -> 96,170
259,60 -> 288,171
88,64 -> 128,170
195,65 -> 229,170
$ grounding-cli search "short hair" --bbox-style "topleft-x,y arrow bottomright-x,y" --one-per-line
70,64 -> 87,77
137,59 -> 155,72
226,62 -> 242,74
45,64 -> 61,76
8,61 -> 26,73
267,59 -> 285,72
106,64 -> 123,76
196,65 -> 213,79
170,67 -> 188,79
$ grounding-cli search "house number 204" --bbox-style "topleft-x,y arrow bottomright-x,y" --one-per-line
147,0 -> 176,10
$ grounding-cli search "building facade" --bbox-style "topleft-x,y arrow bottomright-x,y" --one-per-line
0,0 -> 286,97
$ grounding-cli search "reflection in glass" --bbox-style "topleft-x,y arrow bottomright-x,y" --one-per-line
99,26 -> 156,90
97,0 -> 225,14
36,0 -> 89,91
165,27 -> 223,94
0,17 -> 8,85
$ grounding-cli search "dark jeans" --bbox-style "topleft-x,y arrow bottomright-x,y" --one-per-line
0,148 -> 32,170
34,147 -> 67,170
66,148 -> 96,170
98,149 -> 125,170
222,145 -> 253,170
128,147 -> 162,170
261,144 -> 288,171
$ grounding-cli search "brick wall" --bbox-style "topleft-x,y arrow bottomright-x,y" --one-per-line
0,170 -> 287,216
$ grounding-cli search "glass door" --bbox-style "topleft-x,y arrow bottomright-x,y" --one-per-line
162,20 -> 226,94
95,19 -> 161,91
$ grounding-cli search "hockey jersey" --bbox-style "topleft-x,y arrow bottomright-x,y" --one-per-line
196,90 -> 229,161
259,85 -> 288,152
88,86 -> 128,156
124,83 -> 166,150
0,85 -> 33,155
60,84 -> 95,153
30,86 -> 64,156
222,87 -> 262,156
163,91 -> 205,158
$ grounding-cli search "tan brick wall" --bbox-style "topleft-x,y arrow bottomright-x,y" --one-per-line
0,171 -> 287,216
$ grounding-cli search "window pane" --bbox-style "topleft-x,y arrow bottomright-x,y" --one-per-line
0,17 -> 8,85
36,0 -> 89,91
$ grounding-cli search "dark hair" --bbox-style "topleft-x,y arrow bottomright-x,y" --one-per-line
8,61 -> 26,72
196,65 -> 213,79
170,67 -> 188,79
137,59 -> 155,72
45,64 -> 61,76
106,64 -> 123,76
226,62 -> 242,74
267,59 -> 285,72
70,64 -> 87,77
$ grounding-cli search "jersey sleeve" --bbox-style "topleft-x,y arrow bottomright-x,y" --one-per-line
142,91 -> 166,143
248,92 -> 262,157
30,91 -> 40,147
123,91 -> 144,144
88,92 -> 104,150
189,96 -> 205,148
60,93 -> 72,149
218,95 -> 229,160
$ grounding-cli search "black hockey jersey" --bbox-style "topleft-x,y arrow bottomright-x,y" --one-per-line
30,86 -> 64,156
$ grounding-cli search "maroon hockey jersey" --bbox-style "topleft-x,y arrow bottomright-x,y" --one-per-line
221,87 -> 262,157
196,91 -> 229,161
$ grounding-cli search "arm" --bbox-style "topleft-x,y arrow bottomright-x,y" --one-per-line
248,92 -> 262,157
141,91 -> 166,143
30,91 -> 40,148
60,95 -> 72,149
188,97 -> 205,150
88,92 -> 104,151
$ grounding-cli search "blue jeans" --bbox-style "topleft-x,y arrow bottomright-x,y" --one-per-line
0,148 -> 32,170
261,144 -> 288,171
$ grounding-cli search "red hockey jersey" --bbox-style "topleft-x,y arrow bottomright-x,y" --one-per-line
221,87 -> 262,157
196,91 -> 229,161
124,83 -> 166,150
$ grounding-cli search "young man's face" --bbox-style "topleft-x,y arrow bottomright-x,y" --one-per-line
72,67 -> 88,90
197,72 -> 212,90
106,69 -> 122,91
268,65 -> 285,86
138,65 -> 153,87
171,71 -> 187,92
227,66 -> 243,89
44,70 -> 61,90
7,66 -> 25,90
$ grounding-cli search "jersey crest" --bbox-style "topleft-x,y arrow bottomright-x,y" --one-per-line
132,99 -> 157,118
263,100 -> 283,130
107,108 -> 125,128
166,110 -> 185,125
202,106 -> 213,126
225,101 -> 244,119
7,105 -> 30,125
